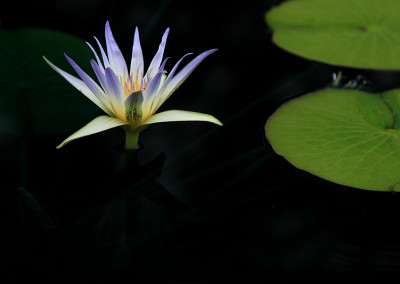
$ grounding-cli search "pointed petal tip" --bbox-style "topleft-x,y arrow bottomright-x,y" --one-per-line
56,144 -> 64,149
56,136 -> 73,149
63,53 -> 72,61
213,117 -> 223,126
206,48 -> 218,55
104,66 -> 113,74
203,114 -> 223,126
105,21 -> 111,35
89,59 -> 99,70
162,28 -> 170,39
134,26 -> 140,39
64,53 -> 79,69
43,55 -> 55,68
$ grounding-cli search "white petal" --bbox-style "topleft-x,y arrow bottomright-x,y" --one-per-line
43,56 -> 113,116
141,110 -> 223,126
57,115 -> 128,149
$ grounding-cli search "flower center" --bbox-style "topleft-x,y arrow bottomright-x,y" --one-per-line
122,79 -> 139,97
120,73 -> 151,98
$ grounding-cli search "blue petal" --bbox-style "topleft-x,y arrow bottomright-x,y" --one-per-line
159,57 -> 170,72
143,71 -> 165,114
64,54 -> 113,112
43,56 -> 113,116
105,67 -> 126,118
130,27 -> 144,84
105,21 -> 129,81
94,36 -> 110,69
90,59 -> 108,93
86,41 -> 105,73
160,53 -> 192,89
157,49 -> 217,108
145,28 -> 169,82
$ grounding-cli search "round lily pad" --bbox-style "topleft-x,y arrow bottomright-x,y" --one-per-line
0,28 -> 100,135
265,88 -> 400,191
266,0 -> 400,70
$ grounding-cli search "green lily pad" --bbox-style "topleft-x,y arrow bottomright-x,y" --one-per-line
266,0 -> 400,70
265,88 -> 400,191
0,28 -> 100,135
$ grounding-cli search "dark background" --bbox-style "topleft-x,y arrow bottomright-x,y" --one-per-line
2,0 -> 400,282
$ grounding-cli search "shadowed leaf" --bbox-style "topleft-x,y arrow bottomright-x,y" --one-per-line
266,0 -> 400,70
0,28 -> 100,135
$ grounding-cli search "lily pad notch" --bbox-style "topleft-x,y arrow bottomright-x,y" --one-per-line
266,88 -> 400,192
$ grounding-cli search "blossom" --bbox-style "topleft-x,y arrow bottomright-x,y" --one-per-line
44,21 -> 222,149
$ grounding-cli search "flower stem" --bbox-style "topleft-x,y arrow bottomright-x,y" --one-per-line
125,131 -> 139,150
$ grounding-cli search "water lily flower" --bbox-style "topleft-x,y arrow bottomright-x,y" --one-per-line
44,21 -> 222,149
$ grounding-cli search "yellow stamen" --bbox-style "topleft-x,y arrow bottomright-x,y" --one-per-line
118,73 -> 150,98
